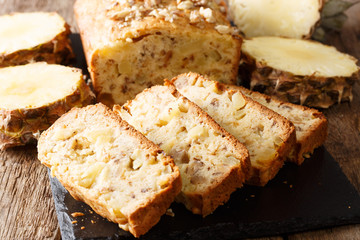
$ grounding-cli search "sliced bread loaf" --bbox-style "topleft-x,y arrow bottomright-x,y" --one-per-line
37,103 -> 181,238
114,85 -> 250,216
226,84 -> 328,165
171,72 -> 296,186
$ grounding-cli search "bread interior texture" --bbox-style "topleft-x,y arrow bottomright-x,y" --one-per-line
92,30 -> 238,105
116,86 -> 247,215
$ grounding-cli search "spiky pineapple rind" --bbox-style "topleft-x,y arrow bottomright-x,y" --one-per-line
0,22 -> 74,68
0,80 -> 95,150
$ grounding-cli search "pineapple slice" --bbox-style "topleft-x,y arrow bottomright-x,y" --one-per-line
239,37 -> 359,108
0,12 -> 74,67
228,0 -> 324,39
0,62 -> 95,150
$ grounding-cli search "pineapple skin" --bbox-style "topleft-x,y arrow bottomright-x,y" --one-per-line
239,52 -> 359,108
0,80 -> 95,150
0,23 -> 74,68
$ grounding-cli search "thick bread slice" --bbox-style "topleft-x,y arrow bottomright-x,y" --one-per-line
37,104 -> 182,238
171,73 -> 296,186
74,0 -> 242,106
226,85 -> 328,165
0,12 -> 74,67
114,85 -> 250,216
0,62 -> 94,150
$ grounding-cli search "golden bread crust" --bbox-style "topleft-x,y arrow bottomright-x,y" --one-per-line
74,0 -> 242,106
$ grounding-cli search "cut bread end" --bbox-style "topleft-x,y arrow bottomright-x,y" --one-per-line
38,103 -> 181,237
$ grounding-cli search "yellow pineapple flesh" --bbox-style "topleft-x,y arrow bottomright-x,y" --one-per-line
228,0 -> 324,39
0,12 -> 74,67
0,62 -> 94,149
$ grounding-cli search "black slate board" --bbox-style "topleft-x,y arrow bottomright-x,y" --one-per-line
49,146 -> 360,240
49,34 -> 360,239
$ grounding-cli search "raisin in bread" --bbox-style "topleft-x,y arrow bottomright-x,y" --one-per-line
171,72 -> 296,186
37,104 -> 182,238
0,62 -> 94,150
226,84 -> 328,165
114,85 -> 250,216
0,12 -> 74,67
74,0 -> 241,106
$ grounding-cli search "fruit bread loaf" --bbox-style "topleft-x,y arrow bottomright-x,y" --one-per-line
0,62 -> 94,150
38,103 -> 182,238
171,72 -> 296,186
74,0 -> 242,106
0,12 -> 74,67
226,84 -> 328,165
114,85 -> 250,216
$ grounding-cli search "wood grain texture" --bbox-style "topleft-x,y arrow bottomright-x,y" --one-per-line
0,0 -> 359,240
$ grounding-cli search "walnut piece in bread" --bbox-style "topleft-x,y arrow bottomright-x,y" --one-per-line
0,12 -> 74,67
74,0 -> 242,106
37,104 -> 182,238
171,73 -> 296,186
114,85 -> 250,216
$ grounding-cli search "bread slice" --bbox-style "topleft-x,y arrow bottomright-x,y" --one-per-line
0,62 -> 94,150
37,104 -> 182,238
0,12 -> 74,67
114,85 -> 250,216
225,84 -> 328,165
74,0 -> 242,106
171,73 -> 296,186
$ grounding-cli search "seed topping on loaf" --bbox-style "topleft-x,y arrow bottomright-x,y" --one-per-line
105,0 -> 236,35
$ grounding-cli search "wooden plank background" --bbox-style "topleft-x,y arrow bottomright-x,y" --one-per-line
0,0 -> 359,239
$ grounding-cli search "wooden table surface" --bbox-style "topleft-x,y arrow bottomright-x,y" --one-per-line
0,0 -> 360,239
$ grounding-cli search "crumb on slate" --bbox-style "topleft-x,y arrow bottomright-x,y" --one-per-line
81,226 -> 85,230
71,220 -> 78,224
91,220 -> 96,224
166,208 -> 175,217
71,212 -> 85,217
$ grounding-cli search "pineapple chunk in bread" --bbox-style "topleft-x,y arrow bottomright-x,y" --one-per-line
0,12 -> 74,67
74,0 -> 241,106
228,0 -> 323,39
0,62 -> 94,150
240,37 -> 360,108
38,104 -> 181,238
171,73 -> 296,186
228,85 -> 328,165
114,85 -> 250,216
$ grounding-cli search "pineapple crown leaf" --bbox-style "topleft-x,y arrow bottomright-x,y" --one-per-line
313,0 -> 359,42
321,0 -> 360,18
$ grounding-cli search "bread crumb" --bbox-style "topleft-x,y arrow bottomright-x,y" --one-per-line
91,220 -> 96,224
283,181 -> 288,184
250,194 -> 255,198
89,210 -> 93,214
166,208 -> 175,217
81,226 -> 85,230
71,220 -> 77,224
71,212 -> 85,217
289,185 -> 293,188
